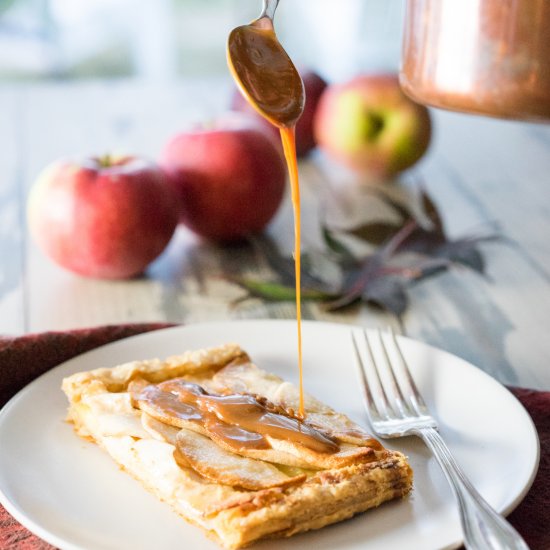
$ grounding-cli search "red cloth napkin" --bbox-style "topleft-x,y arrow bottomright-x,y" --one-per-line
0,324 -> 548,550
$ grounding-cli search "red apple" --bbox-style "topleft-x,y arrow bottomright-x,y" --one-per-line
314,74 -> 432,178
231,69 -> 328,157
160,118 -> 286,242
27,156 -> 179,279
228,95 -> 280,146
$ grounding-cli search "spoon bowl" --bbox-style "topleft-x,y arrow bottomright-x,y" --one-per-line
226,0 -> 304,128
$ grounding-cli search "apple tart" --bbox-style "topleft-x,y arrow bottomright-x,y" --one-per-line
62,344 -> 413,549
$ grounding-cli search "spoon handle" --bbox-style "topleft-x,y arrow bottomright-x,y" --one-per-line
260,0 -> 280,21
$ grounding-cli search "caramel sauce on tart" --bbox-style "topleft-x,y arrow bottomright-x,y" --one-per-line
132,379 -> 339,454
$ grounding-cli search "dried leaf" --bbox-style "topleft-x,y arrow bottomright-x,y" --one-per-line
321,226 -> 355,260
435,240 -> 486,273
348,221 -> 402,246
363,276 -> 409,317
224,184 -> 500,320
325,255 -> 381,311
399,258 -> 451,281
386,220 -> 419,255
326,220 -> 418,311
231,278 -> 331,303
248,235 -> 295,286
377,193 -> 411,221
404,233 -> 499,274
248,235 -> 329,290
420,189 -> 445,233
400,227 -> 446,255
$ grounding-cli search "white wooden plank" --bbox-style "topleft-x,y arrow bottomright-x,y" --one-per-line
407,113 -> 550,389
430,110 -> 550,276
0,87 -> 26,334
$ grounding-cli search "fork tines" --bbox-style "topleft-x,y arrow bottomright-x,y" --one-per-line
352,328 -> 433,431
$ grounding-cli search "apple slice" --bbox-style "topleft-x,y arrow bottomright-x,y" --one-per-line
141,412 -> 180,445
175,429 -> 305,490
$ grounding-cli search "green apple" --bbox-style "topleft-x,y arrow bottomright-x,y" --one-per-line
314,74 -> 432,179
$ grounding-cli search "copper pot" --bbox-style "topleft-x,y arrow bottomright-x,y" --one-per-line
400,0 -> 550,122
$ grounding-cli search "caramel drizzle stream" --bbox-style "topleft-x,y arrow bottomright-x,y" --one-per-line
279,126 -> 304,418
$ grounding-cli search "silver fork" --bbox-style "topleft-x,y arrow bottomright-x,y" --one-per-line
351,328 -> 529,550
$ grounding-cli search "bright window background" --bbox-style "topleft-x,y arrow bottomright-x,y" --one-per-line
0,0 -> 405,82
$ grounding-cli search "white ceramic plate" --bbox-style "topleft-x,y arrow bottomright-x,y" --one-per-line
0,321 -> 539,550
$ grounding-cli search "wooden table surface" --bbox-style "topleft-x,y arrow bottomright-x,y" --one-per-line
1,78 -> 550,391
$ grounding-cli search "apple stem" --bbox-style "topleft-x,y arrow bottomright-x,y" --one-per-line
97,154 -> 114,168
365,112 -> 385,141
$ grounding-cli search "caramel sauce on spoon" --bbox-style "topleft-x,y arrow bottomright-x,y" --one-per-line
227,18 -> 304,127
228,9 -> 306,417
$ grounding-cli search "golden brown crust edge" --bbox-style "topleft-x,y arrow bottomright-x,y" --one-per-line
62,344 -> 413,549
213,455 -> 412,549
62,343 -> 247,400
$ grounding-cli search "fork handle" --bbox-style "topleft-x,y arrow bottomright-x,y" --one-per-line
416,427 -> 530,550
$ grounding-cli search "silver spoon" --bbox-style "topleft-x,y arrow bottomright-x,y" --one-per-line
226,0 -> 304,128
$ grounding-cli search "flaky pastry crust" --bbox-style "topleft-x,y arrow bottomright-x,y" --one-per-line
62,344 -> 412,549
